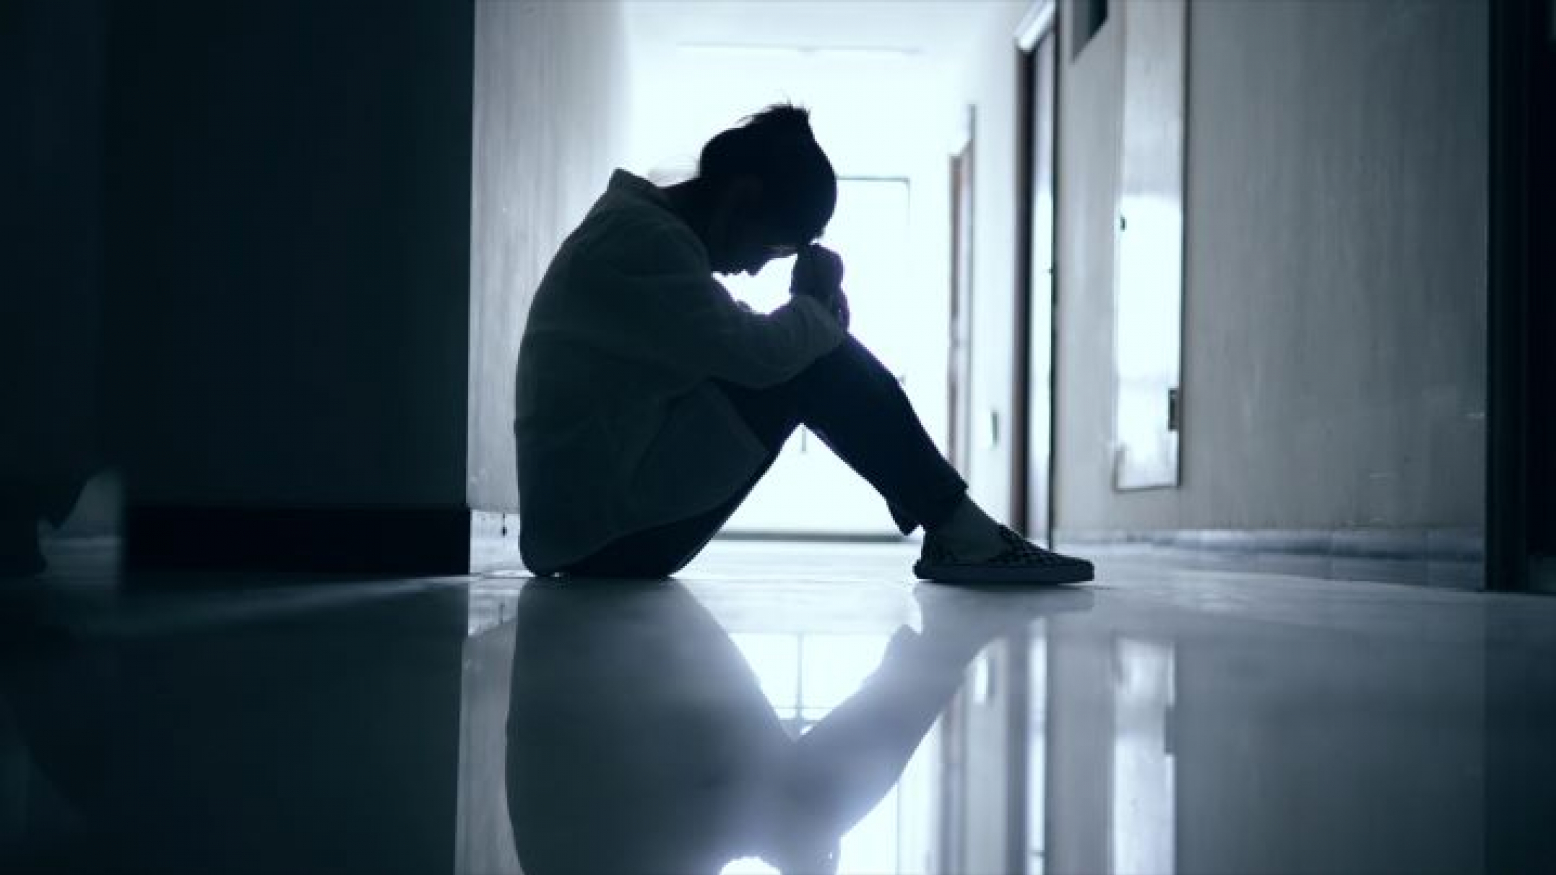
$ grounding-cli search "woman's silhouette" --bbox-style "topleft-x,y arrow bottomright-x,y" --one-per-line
514,104 -> 1092,585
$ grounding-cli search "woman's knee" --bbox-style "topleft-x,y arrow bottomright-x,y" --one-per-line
806,335 -> 896,388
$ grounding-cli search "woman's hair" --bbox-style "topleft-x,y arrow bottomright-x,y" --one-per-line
697,103 -> 837,244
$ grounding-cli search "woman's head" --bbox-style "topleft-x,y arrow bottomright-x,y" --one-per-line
690,104 -> 837,276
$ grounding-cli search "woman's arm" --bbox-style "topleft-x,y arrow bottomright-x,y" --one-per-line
579,223 -> 847,388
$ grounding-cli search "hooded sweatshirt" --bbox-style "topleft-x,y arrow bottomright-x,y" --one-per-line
515,170 -> 845,574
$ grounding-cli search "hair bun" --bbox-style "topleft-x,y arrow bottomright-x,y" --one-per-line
695,102 -> 836,242
747,103 -> 813,138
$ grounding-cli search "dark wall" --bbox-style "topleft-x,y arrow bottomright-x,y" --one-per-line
1489,0 -> 1554,590
102,0 -> 475,512
3,0 -> 477,573
1530,1 -> 1556,559
0,2 -> 109,567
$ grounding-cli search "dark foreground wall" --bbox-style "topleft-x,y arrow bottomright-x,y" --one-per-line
5,0 -> 635,575
0,2 -> 110,571
94,0 -> 476,572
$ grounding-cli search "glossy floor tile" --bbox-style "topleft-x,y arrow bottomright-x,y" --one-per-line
1,540 -> 1553,874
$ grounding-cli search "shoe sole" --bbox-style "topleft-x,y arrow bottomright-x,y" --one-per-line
913,560 -> 1094,586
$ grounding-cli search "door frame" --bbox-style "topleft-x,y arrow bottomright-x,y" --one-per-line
1012,0 -> 1060,545
948,111 -> 977,478
1487,0 -> 1554,593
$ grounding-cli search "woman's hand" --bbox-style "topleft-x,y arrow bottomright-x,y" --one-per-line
791,244 -> 850,330
791,244 -> 844,295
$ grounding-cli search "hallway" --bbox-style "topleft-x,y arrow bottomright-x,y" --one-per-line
4,1 -> 1554,871
3,541 -> 1553,873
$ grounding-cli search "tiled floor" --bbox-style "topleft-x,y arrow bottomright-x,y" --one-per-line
2,539 -> 1554,874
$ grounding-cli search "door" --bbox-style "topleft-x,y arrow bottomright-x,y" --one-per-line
1015,24 -> 1059,545
949,114 -> 977,477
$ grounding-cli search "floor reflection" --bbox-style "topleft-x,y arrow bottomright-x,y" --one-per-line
0,580 -> 473,875
503,580 -> 1091,875
1035,583 -> 1524,875
3,544 -> 1554,874
1110,638 -> 1175,875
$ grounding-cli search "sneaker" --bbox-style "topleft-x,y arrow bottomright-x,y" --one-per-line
914,526 -> 1094,585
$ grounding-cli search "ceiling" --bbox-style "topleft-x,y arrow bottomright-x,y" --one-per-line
625,0 -> 1025,62
621,1 -> 1027,177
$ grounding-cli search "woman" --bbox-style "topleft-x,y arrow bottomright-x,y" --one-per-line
514,104 -> 1092,584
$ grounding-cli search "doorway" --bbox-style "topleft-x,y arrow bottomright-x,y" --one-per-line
1013,3 -> 1060,546
949,113 -> 977,478
723,176 -> 926,536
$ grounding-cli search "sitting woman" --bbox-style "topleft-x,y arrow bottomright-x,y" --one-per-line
514,104 -> 1092,585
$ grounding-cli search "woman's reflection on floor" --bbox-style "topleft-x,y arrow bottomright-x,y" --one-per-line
505,580 -> 1091,875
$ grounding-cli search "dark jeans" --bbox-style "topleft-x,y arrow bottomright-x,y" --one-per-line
563,335 -> 968,578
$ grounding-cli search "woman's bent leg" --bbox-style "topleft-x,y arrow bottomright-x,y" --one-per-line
561,401 -> 797,578
564,335 -> 964,577
772,335 -> 968,534
561,461 -> 774,578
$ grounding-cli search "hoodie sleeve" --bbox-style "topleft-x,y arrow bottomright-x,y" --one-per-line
574,215 -> 846,388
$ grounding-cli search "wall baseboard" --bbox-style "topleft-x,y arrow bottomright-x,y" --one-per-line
1054,527 -> 1484,590
469,513 -> 913,576
125,504 -> 471,575
470,510 -> 523,575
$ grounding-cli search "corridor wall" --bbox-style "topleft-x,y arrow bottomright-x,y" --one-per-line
1048,0 -> 1489,585
466,1 -> 633,519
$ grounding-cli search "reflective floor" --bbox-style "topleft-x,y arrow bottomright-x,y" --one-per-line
2,540 -> 1554,874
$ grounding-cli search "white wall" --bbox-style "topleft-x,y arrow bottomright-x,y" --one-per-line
1052,0 -> 1488,537
951,3 -> 1033,525
467,1 -> 633,512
